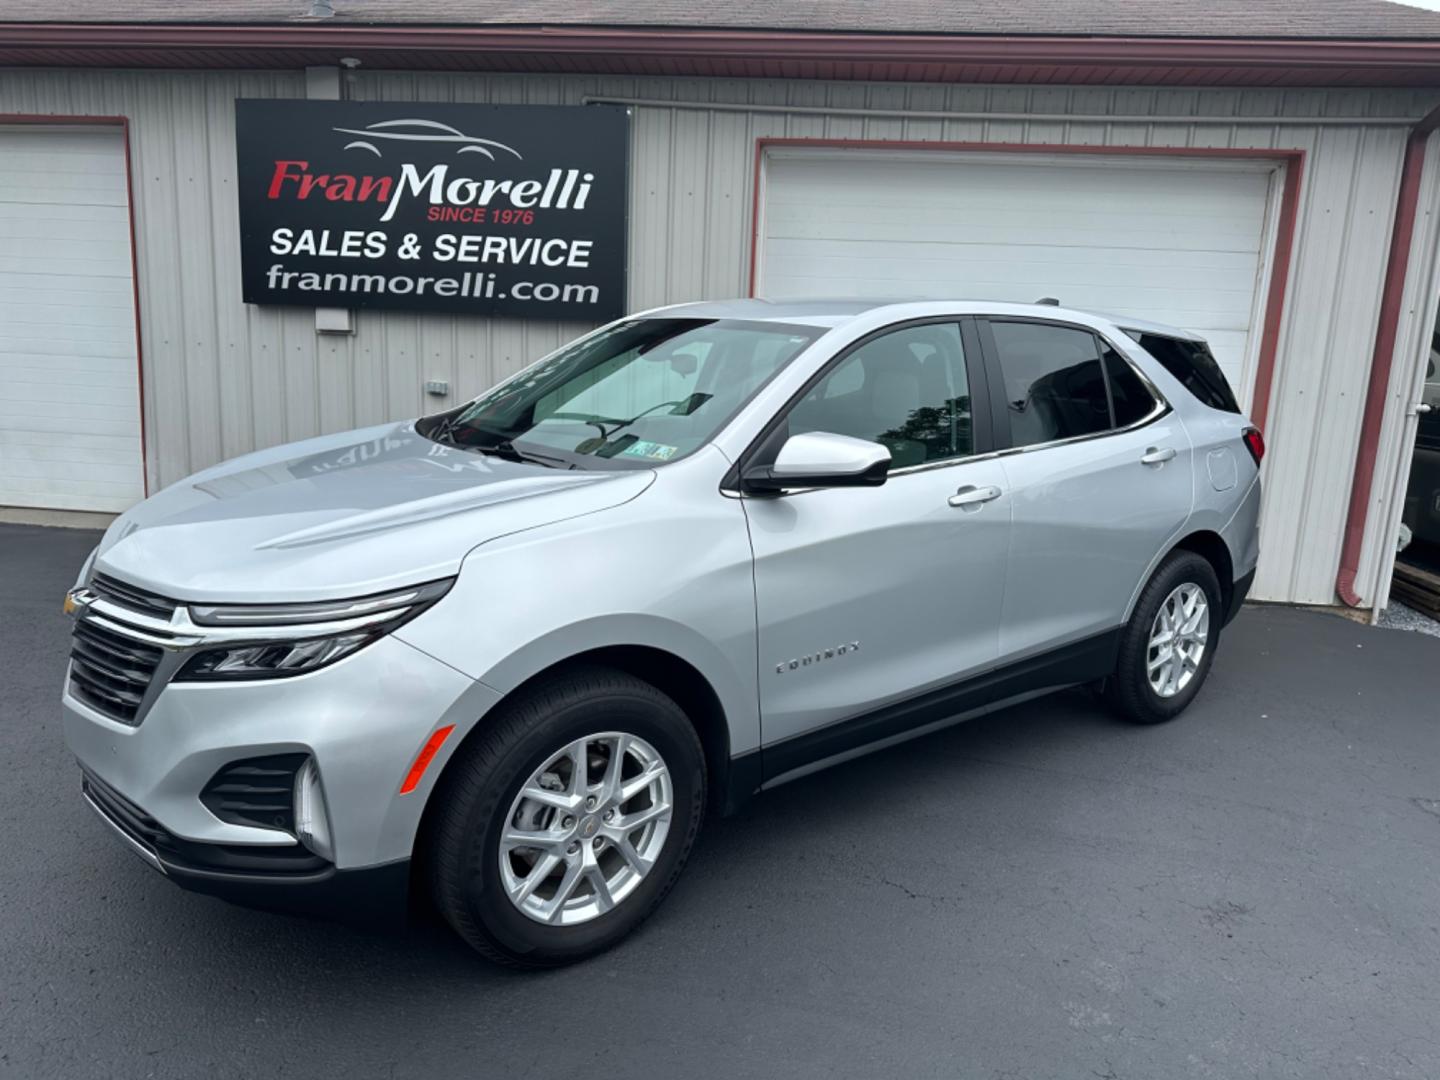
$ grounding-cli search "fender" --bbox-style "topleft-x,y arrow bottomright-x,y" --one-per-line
471,613 -> 759,757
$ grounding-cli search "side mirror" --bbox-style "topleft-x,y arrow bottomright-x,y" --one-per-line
742,431 -> 891,493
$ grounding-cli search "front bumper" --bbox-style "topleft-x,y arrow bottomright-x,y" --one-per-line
63,632 -> 500,912
81,766 -> 411,923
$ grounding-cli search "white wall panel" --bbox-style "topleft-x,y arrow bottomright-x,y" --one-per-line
1,69 -> 1433,603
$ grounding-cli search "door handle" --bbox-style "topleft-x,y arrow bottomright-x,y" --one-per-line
948,484 -> 1002,509
1140,446 -> 1177,466
1414,402 -> 1433,416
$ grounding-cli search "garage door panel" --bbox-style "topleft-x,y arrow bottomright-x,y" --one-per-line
2,326 -> 137,353
0,455 -> 143,482
1,427 -> 140,451
0,475 -> 144,514
0,247 -> 133,277
0,127 -> 142,512
2,362 -> 138,388
0,277 -> 134,306
763,247 -> 1262,293
0,217 -> 131,245
765,161 -> 1268,214
2,376 -> 140,408
0,339 -> 136,363
762,236 -> 1264,271
759,152 -> 1273,405
2,302 -> 138,330
0,311 -> 133,336
765,208 -> 1267,252
0,417 -> 140,442
0,175 -> 128,207
766,216 -> 1265,253
0,200 -> 129,223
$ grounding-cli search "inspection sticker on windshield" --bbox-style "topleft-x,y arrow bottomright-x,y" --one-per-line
617,440 -> 678,461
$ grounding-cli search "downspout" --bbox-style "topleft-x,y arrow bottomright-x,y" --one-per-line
1334,102 -> 1440,608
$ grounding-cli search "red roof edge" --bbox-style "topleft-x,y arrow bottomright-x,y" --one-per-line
5,23 -> 1440,68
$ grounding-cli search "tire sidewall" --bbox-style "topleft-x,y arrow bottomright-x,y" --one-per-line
450,687 -> 704,964
1125,553 -> 1224,721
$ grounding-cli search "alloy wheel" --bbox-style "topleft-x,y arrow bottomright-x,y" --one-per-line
1147,583 -> 1210,698
499,732 -> 673,926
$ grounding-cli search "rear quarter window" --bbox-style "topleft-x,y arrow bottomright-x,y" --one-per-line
1126,331 -> 1241,414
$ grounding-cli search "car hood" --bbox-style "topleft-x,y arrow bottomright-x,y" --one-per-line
93,422 -> 654,602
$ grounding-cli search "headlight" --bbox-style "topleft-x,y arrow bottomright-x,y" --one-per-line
175,578 -> 452,681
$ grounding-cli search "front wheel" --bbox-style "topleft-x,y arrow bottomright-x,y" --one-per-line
424,666 -> 705,968
1105,550 -> 1223,724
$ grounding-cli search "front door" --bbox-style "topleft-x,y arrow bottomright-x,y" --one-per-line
742,320 -> 1011,764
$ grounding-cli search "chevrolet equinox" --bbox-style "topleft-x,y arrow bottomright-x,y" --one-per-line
62,300 -> 1262,967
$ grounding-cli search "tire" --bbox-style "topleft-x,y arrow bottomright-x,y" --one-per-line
423,665 -> 706,969
1105,550 -> 1224,725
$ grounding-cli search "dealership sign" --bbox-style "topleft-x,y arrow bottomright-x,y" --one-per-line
235,100 -> 630,320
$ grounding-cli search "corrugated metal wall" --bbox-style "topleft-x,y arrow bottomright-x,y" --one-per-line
1359,133 -> 1440,613
2,68 -> 1436,605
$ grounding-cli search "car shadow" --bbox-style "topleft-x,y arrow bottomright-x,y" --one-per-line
157,685 -> 1127,991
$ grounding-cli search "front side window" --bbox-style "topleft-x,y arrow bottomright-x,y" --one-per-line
785,323 -> 973,469
419,318 -> 821,468
990,321 -> 1112,445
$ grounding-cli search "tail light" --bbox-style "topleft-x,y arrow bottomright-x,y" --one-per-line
1242,426 -> 1265,467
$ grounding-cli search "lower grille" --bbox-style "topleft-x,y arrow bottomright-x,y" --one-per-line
200,755 -> 307,832
82,770 -> 329,877
82,768 -> 170,856
69,618 -> 164,725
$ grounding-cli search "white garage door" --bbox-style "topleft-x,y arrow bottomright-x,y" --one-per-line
0,127 -> 143,513
757,149 -> 1278,403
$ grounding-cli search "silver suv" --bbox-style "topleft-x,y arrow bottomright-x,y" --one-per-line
62,300 -> 1262,967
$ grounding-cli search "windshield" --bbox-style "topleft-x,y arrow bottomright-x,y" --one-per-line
417,318 -> 822,468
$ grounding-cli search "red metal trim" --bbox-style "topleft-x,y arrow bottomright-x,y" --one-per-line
1334,105 -> 1440,607
5,24 -> 1440,65
0,113 -> 149,499
0,113 -> 129,125
119,118 -> 149,498
747,137 -> 1303,433
1250,159 -> 1304,434
746,142 -> 765,298
4,24 -> 1440,84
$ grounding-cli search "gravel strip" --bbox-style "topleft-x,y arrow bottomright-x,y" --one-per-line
1377,599 -> 1440,638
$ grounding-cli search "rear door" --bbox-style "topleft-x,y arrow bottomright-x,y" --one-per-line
977,318 -> 1194,661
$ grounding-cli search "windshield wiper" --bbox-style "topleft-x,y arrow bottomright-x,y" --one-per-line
473,439 -> 568,468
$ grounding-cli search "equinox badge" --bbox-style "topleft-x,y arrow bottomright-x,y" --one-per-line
776,642 -> 860,675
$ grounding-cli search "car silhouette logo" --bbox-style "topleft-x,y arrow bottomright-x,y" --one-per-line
332,118 -> 523,161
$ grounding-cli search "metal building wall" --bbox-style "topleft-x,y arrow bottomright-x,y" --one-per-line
1358,133 -> 1440,614
1,68 -> 1435,606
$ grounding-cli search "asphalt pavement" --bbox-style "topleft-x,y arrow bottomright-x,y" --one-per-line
2,522 -> 1439,1080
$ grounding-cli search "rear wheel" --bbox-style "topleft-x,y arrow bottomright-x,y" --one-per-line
424,666 -> 705,968
1106,550 -> 1223,724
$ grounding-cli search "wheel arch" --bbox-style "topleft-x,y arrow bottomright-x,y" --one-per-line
1124,527 -> 1236,624
411,641 -> 746,871
1170,529 -> 1235,615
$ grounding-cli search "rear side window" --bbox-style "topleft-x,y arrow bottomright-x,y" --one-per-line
1127,331 -> 1240,414
988,322 -> 1112,444
1101,342 -> 1159,428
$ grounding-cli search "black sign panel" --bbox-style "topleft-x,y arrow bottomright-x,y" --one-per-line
235,100 -> 629,320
